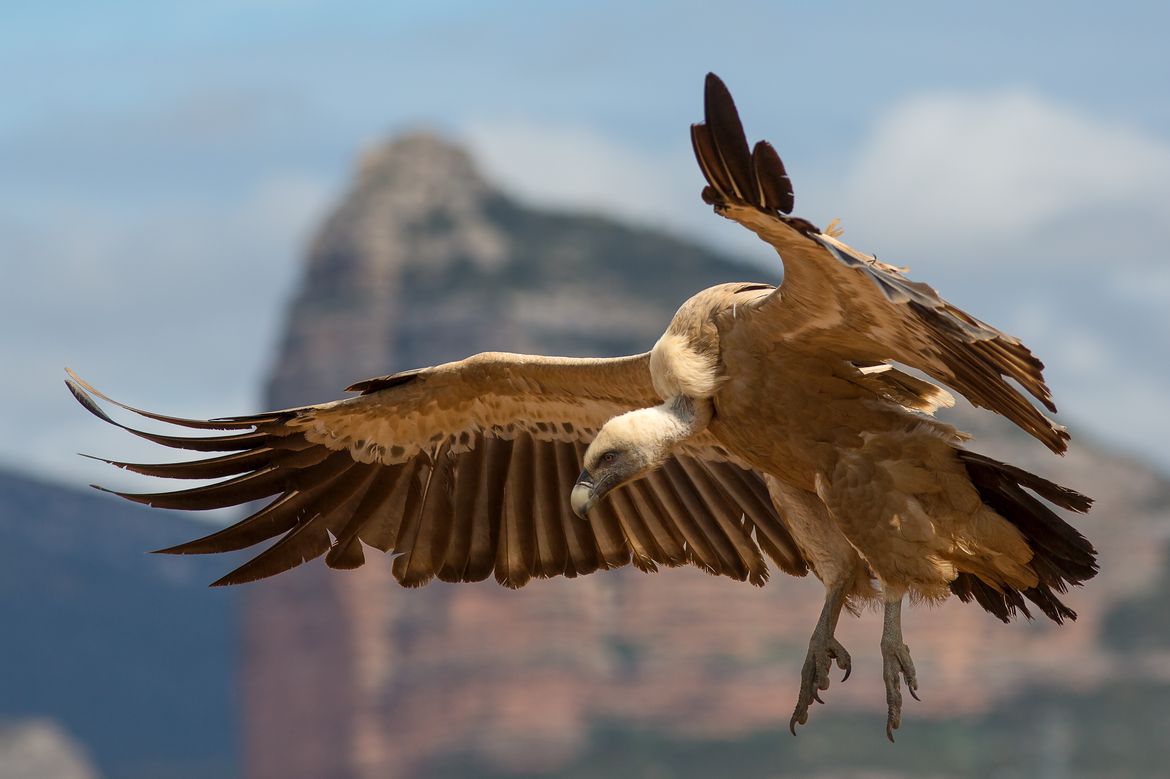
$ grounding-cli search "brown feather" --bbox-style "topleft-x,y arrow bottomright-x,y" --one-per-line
690,123 -> 735,201
625,479 -> 687,566
158,453 -> 357,555
555,440 -> 602,576
389,457 -> 435,587
702,72 -> 754,201
325,463 -> 409,569
465,437 -> 511,582
358,457 -> 423,554
101,465 -> 294,511
531,439 -> 569,578
436,435 -> 486,581
210,463 -> 380,586
751,140 -> 795,214
66,372 -> 264,431
676,457 -> 768,586
394,442 -> 455,587
660,459 -> 744,578
70,380 -> 267,452
496,433 -> 537,588
640,467 -> 723,575
712,463 -> 807,576
608,485 -> 660,573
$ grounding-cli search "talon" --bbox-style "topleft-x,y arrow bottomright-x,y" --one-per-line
790,586 -> 851,734
836,651 -> 852,682
880,598 -> 919,739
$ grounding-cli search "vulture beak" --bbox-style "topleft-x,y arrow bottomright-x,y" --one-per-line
571,469 -> 597,518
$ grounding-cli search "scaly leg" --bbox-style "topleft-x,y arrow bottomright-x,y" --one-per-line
790,583 -> 852,734
881,596 -> 919,742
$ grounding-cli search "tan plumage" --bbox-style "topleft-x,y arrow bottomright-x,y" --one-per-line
67,352 -> 804,589
68,73 -> 1096,738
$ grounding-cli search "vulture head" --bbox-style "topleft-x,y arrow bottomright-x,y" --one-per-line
571,399 -> 709,517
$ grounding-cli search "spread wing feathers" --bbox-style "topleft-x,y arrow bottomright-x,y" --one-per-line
692,73 -> 1068,454
67,366 -> 807,589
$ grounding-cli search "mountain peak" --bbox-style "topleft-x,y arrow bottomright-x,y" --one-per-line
355,130 -> 487,191
305,131 -> 509,289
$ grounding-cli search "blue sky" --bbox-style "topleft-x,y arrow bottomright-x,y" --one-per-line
3,1 -> 1168,488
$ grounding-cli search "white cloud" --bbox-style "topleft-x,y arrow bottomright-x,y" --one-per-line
840,90 -> 1170,256
460,117 -> 692,221
457,116 -> 776,265
0,171 -> 333,491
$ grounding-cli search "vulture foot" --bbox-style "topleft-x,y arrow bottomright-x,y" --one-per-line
789,633 -> 852,734
790,583 -> 851,735
881,597 -> 919,742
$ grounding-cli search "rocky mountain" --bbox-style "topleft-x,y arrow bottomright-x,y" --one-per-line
0,469 -> 239,779
242,134 -> 1170,778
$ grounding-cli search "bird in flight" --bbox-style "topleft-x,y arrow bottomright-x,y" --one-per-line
69,73 -> 1096,740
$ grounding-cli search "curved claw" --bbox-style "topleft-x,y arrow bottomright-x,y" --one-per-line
837,652 -> 853,683
790,634 -> 852,735
881,639 -> 919,743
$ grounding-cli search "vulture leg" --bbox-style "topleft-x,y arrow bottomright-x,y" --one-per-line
880,596 -> 920,742
789,582 -> 852,735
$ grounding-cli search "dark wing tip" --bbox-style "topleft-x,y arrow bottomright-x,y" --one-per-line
703,72 -> 734,113
325,540 -> 366,570
695,74 -> 799,217
701,73 -> 754,201
67,379 -> 117,426
66,368 -> 256,431
752,140 -> 795,214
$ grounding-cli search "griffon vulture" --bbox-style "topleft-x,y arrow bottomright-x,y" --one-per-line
68,73 -> 1096,740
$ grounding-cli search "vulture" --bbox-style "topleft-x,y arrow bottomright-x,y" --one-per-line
68,73 -> 1096,740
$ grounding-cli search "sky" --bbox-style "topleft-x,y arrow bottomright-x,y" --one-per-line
2,0 -> 1168,492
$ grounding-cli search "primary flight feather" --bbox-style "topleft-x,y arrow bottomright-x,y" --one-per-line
69,73 -> 1095,740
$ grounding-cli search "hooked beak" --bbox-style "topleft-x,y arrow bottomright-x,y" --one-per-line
570,469 -> 597,518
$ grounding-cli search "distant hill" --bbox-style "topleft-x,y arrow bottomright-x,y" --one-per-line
243,132 -> 1170,778
0,468 -> 238,779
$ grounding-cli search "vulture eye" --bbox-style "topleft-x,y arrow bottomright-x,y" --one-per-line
601,451 -> 619,465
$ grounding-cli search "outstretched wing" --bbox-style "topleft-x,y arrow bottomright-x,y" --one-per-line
691,73 -> 1067,454
68,354 -> 806,589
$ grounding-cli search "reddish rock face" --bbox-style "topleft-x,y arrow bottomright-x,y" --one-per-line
243,135 -> 1170,779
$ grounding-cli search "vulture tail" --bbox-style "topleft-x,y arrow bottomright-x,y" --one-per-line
951,450 -> 1097,624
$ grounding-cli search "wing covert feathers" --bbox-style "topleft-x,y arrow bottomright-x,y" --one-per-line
692,74 -> 1069,454
70,373 -> 806,588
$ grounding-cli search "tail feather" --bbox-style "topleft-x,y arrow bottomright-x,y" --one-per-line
952,450 -> 1097,624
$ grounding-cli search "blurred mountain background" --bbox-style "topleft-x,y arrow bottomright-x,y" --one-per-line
4,132 -> 1170,778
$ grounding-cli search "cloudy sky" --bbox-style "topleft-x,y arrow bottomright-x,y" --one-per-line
3,1 -> 1168,491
